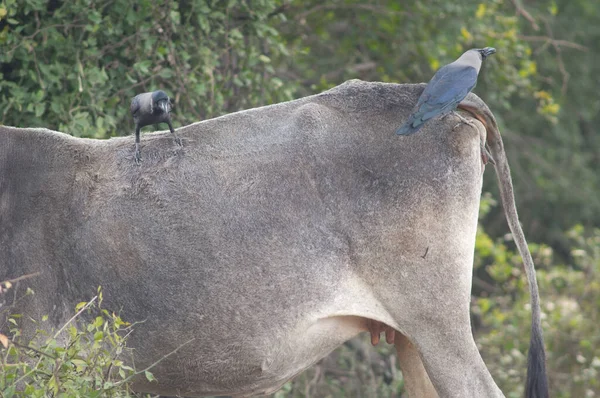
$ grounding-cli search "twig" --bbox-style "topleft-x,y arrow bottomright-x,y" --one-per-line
8,340 -> 57,360
1,272 -> 41,285
102,328 -> 135,382
518,35 -> 588,52
135,337 -> 195,375
103,337 -> 197,392
541,18 -> 570,96
53,296 -> 97,339
510,0 -> 539,30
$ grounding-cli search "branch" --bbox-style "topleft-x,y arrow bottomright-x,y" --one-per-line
541,18 -> 570,96
53,296 -> 97,339
8,340 -> 57,360
518,35 -> 588,52
510,0 -> 540,31
1,272 -> 41,285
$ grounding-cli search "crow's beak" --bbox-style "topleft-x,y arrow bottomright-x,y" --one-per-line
481,47 -> 496,59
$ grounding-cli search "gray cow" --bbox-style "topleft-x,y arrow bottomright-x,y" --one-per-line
0,80 -> 547,397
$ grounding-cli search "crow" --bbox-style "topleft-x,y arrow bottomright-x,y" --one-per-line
130,90 -> 182,163
396,47 -> 496,164
396,47 -> 496,136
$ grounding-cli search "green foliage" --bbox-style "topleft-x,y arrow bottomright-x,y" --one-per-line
0,290 -> 153,398
0,0 -> 295,138
472,223 -> 600,397
278,0 -> 542,106
476,0 -> 600,248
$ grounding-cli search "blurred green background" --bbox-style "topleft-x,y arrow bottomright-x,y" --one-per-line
1,0 -> 598,396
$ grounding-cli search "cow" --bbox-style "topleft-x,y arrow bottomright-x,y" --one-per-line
0,80 -> 548,397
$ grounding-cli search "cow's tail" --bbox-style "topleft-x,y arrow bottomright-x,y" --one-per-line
458,99 -> 549,398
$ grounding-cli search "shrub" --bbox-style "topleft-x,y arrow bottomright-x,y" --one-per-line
0,287 -> 154,398
473,224 -> 600,397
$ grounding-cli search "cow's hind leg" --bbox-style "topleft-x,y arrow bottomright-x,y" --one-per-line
394,332 -> 438,398
406,315 -> 504,397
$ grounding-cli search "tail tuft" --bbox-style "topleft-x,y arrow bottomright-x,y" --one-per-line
525,324 -> 549,398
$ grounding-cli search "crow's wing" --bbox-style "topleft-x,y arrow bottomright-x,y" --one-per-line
130,96 -> 141,116
418,64 -> 478,108
397,64 -> 478,135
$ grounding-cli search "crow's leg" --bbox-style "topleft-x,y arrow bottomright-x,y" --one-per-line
167,121 -> 182,146
451,111 -> 495,167
134,125 -> 142,164
451,111 -> 479,131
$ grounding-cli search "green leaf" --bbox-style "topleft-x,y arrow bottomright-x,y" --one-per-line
71,358 -> 88,370
2,385 -> 16,398
34,102 -> 45,117
144,370 -> 155,382
133,60 -> 151,74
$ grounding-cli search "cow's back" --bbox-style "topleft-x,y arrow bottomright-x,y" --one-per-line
1,81 -> 486,397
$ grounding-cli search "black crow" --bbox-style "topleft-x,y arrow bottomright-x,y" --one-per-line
130,90 -> 182,163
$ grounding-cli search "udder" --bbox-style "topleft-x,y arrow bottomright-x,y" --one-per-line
245,316 -> 397,397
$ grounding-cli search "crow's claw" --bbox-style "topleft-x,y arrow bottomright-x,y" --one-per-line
134,144 -> 142,165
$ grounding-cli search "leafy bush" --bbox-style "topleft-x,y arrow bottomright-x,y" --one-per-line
0,0 -> 296,138
473,219 -> 600,398
0,288 -> 154,398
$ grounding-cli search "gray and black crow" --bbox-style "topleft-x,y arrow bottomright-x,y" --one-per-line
396,47 -> 496,164
130,90 -> 182,163
396,47 -> 496,136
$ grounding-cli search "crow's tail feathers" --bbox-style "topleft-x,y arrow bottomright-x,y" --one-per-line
396,115 -> 423,135
395,118 -> 424,136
